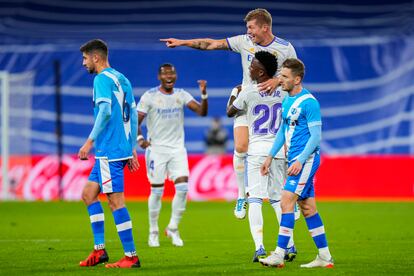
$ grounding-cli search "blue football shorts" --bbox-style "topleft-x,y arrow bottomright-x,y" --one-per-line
88,158 -> 127,193
284,153 -> 320,200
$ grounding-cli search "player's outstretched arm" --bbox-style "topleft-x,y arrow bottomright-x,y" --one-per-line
187,80 -> 208,116
160,38 -> 229,50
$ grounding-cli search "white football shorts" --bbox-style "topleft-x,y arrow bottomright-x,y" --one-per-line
245,155 -> 287,200
144,147 -> 189,184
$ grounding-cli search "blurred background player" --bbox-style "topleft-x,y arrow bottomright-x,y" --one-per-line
227,51 -> 295,263
78,39 -> 141,268
161,8 -> 297,219
137,63 -> 208,247
204,117 -> 229,154
260,58 -> 334,268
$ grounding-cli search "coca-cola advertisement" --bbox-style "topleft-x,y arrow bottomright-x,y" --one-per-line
1,154 -> 414,201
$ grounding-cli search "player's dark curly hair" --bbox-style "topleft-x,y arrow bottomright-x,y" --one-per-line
254,51 -> 278,77
80,39 -> 108,57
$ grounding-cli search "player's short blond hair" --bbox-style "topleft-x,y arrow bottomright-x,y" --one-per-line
244,8 -> 272,27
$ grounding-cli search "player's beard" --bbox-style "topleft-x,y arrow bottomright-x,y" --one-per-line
88,66 -> 96,74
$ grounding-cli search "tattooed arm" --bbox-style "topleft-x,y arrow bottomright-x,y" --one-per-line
160,38 -> 229,50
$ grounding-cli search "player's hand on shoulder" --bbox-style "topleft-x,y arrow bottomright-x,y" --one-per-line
160,38 -> 180,48
258,77 -> 280,94
197,80 -> 207,94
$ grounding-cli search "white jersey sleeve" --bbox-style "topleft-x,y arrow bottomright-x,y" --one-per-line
287,43 -> 297,59
232,88 -> 248,111
182,89 -> 195,105
137,92 -> 150,114
226,35 -> 246,53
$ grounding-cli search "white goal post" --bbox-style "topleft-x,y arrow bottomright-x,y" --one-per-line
0,71 -> 10,200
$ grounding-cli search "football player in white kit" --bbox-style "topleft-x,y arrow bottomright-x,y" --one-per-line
137,63 -> 208,247
227,51 -> 293,263
160,8 -> 297,221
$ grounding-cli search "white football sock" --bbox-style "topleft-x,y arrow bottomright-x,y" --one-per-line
168,183 -> 188,230
233,151 -> 246,199
148,186 -> 164,233
248,199 -> 264,250
319,247 -> 332,260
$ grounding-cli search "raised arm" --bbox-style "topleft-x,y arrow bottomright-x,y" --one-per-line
187,80 -> 208,116
160,38 -> 229,50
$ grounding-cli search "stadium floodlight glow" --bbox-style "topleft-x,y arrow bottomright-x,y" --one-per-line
0,71 -> 10,200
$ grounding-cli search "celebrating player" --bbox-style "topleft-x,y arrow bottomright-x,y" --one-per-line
78,39 -> 141,268
259,58 -> 334,268
137,63 -> 208,247
227,51 -> 293,262
161,8 -> 297,221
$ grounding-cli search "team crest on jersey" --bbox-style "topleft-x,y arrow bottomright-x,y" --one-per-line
249,47 -> 255,53
176,98 -> 181,105
289,107 -> 301,121
272,51 -> 278,57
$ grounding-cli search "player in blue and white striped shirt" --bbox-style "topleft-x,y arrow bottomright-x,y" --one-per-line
259,59 -> 334,268
78,39 -> 140,269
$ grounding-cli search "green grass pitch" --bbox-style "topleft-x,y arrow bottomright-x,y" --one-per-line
0,201 -> 413,275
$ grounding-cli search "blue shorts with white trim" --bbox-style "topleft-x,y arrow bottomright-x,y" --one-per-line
284,153 -> 320,200
88,159 -> 127,194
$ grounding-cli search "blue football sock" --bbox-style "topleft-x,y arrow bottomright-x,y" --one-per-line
87,201 -> 105,249
277,213 -> 295,250
305,213 -> 328,249
113,207 -> 136,256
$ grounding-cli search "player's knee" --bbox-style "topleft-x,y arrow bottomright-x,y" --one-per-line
299,202 -> 317,217
150,186 -> 165,197
233,151 -> 246,172
280,200 -> 295,213
107,196 -> 125,212
175,182 -> 188,193
81,190 -> 97,205
301,206 -> 317,218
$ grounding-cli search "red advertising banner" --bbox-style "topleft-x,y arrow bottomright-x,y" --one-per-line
1,154 -> 413,201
